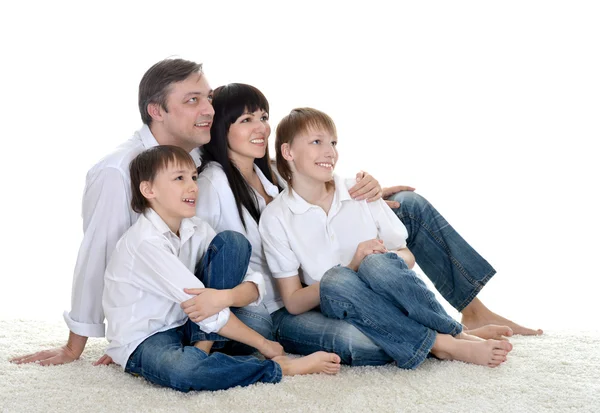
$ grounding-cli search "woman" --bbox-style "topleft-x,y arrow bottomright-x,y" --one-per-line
196,83 -> 523,366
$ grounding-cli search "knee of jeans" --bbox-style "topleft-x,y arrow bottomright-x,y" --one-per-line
321,266 -> 361,297
389,190 -> 430,214
215,230 -> 251,251
360,252 -> 406,273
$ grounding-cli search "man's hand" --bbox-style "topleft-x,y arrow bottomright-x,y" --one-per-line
93,354 -> 114,366
10,331 -> 87,366
382,185 -> 416,209
182,288 -> 233,323
348,171 -> 382,202
348,239 -> 388,271
10,345 -> 81,366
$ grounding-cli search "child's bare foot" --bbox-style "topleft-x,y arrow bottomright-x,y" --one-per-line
456,332 -> 484,342
461,298 -> 543,336
273,352 -> 341,376
465,324 -> 513,341
258,339 -> 285,359
431,334 -> 512,368
194,340 -> 213,353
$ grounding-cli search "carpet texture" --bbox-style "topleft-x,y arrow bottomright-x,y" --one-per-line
1,319 -> 599,413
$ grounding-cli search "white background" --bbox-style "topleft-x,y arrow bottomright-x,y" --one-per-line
1,1 -> 598,332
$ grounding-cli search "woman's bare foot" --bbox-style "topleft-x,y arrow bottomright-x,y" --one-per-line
273,352 -> 341,376
465,324 -> 513,341
462,298 -> 543,336
258,339 -> 285,359
431,334 -> 513,368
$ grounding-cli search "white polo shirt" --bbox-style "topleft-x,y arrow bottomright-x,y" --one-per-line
259,174 -> 408,286
197,162 -> 284,313
64,125 -> 202,338
103,208 -> 251,369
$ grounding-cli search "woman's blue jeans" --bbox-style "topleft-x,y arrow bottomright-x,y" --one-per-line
125,231 -> 281,392
273,191 -> 491,367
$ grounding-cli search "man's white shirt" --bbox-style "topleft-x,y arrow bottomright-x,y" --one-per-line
197,162 -> 284,313
65,125 -> 200,338
259,174 -> 408,286
103,208 -> 264,369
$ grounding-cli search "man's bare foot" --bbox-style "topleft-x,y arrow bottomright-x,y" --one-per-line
258,339 -> 285,359
431,334 -> 512,368
462,298 -> 543,336
465,325 -> 513,341
194,340 -> 214,353
273,352 -> 341,376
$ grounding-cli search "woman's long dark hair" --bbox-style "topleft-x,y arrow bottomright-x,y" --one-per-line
200,83 -> 279,230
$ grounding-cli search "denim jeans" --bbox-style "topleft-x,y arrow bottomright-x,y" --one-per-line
125,320 -> 281,392
125,231 -> 281,392
389,191 -> 496,311
274,253 -> 462,369
193,230 -> 273,355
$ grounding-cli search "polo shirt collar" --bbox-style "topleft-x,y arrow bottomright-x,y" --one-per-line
283,174 -> 351,215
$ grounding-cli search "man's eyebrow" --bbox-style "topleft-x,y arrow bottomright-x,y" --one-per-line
183,90 -> 212,98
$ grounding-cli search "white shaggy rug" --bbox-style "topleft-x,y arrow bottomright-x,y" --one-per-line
1,319 -> 599,413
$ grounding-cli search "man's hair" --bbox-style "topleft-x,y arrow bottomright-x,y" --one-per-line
138,58 -> 203,125
129,145 -> 196,213
275,107 -> 337,187
200,83 -> 279,230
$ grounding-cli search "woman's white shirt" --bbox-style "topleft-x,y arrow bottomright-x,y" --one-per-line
259,174 -> 408,286
197,162 -> 284,313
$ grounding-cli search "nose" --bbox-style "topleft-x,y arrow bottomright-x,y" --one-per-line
200,97 -> 215,116
188,178 -> 199,193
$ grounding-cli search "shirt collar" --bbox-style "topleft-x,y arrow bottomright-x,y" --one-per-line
137,124 -> 202,168
143,208 -> 198,243
255,164 -> 280,198
283,174 -> 350,215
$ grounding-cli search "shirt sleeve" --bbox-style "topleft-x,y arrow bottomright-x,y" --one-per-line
134,238 -> 231,334
64,167 -> 132,338
258,209 -> 301,279
368,199 -> 408,250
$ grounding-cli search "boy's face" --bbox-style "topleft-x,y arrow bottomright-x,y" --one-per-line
286,128 -> 338,184
143,161 -> 198,231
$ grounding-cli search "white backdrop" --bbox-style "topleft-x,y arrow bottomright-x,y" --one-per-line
1,1 -> 598,331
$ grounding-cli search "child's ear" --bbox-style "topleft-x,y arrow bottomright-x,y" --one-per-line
281,143 -> 293,161
147,103 -> 163,122
140,181 -> 155,200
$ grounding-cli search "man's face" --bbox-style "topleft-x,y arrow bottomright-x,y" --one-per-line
159,73 -> 215,152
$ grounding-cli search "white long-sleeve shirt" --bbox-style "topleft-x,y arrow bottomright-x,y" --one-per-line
64,125 -> 202,337
259,174 -> 408,286
196,162 -> 284,313
103,209 -> 231,369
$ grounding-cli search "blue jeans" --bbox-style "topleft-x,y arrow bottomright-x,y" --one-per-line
275,254 -> 462,369
389,191 -> 496,311
125,231 -> 281,392
193,230 -> 273,355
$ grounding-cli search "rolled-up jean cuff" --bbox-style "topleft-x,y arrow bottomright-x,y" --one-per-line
190,331 -> 230,345
399,328 -> 436,369
455,268 -> 496,312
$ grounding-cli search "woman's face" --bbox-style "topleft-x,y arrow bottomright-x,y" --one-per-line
227,107 -> 271,165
